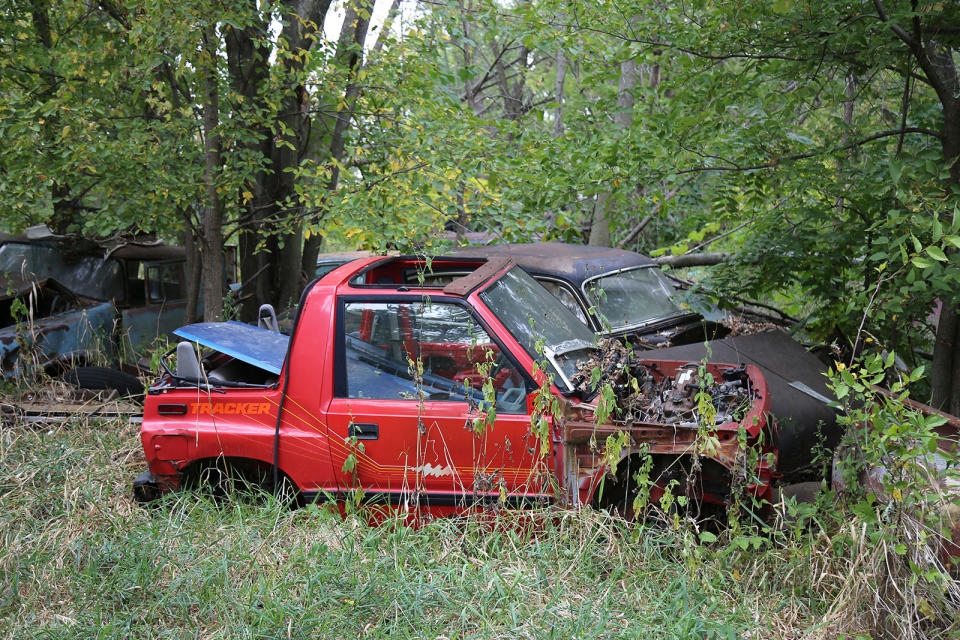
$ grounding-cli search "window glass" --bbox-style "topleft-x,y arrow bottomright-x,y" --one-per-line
146,263 -> 185,304
537,279 -> 588,324
341,301 -> 529,413
583,267 -> 686,331
0,242 -> 123,301
479,267 -> 596,391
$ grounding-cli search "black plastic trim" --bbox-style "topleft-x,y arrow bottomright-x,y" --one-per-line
157,403 -> 187,416
348,423 -> 379,440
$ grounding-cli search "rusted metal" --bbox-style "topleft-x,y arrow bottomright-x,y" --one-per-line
560,356 -> 774,507
446,243 -> 838,483
654,331 -> 840,481
442,258 -> 511,296
1,401 -> 141,425
0,233 -> 199,381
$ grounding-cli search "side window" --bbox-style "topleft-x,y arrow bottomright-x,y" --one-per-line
537,279 -> 588,325
341,301 -> 530,413
146,263 -> 185,304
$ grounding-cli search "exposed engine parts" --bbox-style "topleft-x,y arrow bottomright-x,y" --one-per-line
570,338 -> 757,427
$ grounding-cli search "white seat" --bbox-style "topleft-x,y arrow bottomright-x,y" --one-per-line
176,341 -> 201,379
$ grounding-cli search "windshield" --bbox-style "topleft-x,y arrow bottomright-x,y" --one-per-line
583,267 -> 688,332
480,267 -> 596,391
0,243 -> 123,301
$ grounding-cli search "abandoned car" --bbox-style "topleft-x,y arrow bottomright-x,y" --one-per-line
0,231 -> 193,394
447,243 -> 841,482
136,255 -> 778,517
448,242 -> 729,346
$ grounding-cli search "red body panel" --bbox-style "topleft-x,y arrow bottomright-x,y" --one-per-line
141,257 -> 774,516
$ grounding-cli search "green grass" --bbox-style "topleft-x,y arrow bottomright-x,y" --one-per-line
0,416 -> 955,639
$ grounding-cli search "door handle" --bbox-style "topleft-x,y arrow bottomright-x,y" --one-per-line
348,423 -> 379,440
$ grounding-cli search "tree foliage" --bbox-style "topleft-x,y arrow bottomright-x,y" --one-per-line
1,0 -> 959,408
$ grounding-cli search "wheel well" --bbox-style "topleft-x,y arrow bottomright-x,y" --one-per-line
592,452 -> 732,514
43,352 -> 93,377
181,456 -> 300,498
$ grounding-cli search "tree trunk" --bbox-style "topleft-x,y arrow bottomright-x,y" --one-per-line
200,24 -> 224,322
879,14 -> 960,409
589,56 -> 637,247
923,45 -> 960,410
460,1 -> 483,116
553,46 -> 566,138
227,0 -> 333,319
301,0 -> 373,276
492,40 -> 529,122
225,4 -> 274,321
369,0 -> 399,56
30,0 -> 82,234
181,209 -> 202,323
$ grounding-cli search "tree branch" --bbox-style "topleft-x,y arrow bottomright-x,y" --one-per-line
654,252 -> 729,267
871,0 -> 916,48
677,127 -> 941,174
617,177 -> 694,248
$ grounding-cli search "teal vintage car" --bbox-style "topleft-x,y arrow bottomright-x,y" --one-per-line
0,232 -> 194,394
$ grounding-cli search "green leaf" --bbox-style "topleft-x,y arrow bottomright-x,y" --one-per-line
912,256 -> 935,269
944,235 -> 960,249
699,530 -> 718,543
925,246 -> 948,262
925,415 -> 947,428
771,0 -> 792,14
888,162 -> 902,185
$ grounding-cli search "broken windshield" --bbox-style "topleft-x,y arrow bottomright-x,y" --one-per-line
0,242 -> 123,301
582,266 -> 689,332
479,267 -> 596,391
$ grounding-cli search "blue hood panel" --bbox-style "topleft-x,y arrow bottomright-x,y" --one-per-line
173,321 -> 289,375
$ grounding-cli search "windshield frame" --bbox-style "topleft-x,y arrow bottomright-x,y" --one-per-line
580,265 -> 696,334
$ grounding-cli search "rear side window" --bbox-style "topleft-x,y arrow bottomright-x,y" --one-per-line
146,262 -> 185,304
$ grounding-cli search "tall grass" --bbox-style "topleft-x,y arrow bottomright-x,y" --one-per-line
0,414 -> 956,639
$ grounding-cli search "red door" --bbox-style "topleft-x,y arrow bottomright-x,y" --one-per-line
324,298 -> 547,512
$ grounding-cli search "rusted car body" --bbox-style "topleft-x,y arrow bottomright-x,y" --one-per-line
447,243 -> 840,482
0,273 -> 115,375
0,232 -> 191,381
136,256 -> 776,515
449,242 -> 729,345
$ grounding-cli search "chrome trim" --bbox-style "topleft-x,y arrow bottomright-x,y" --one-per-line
542,345 -> 574,392
532,275 -> 591,326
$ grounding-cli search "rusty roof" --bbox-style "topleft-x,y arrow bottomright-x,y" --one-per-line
0,235 -> 185,262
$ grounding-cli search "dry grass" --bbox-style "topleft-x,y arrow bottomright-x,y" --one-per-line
0,413 -> 957,638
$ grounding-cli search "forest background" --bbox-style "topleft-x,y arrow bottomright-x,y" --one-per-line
2,0 -> 960,412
